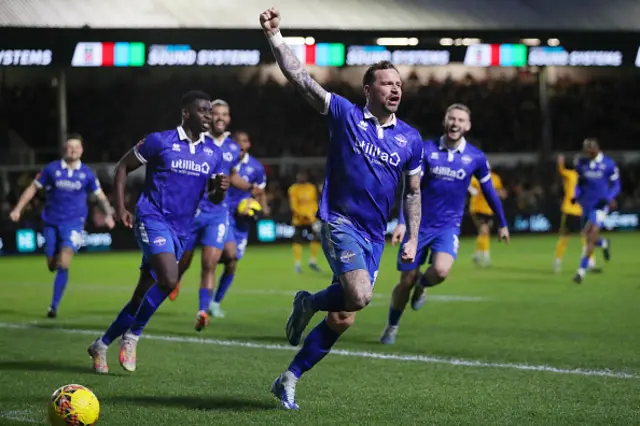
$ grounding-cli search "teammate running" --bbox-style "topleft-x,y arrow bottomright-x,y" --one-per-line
9,134 -> 115,318
572,138 -> 619,284
87,91 -> 228,374
260,7 -> 422,410
380,104 -> 509,344
209,130 -> 269,318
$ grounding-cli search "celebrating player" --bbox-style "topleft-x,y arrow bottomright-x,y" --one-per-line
260,7 -> 422,410
288,171 -> 322,273
380,104 -> 509,344
169,99 -> 255,332
209,130 -> 269,318
9,134 -> 115,318
469,166 -> 507,267
87,91 -> 228,374
572,138 -> 619,284
553,154 -> 597,273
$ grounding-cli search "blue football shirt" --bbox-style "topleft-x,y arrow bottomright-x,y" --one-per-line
133,126 -> 224,237
575,153 -> 620,211
414,137 -> 493,230
227,154 -> 267,215
34,160 -> 101,226
196,132 -> 242,215
318,93 -> 423,243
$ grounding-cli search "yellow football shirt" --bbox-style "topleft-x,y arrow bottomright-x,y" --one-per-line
288,183 -> 318,226
470,172 -> 503,216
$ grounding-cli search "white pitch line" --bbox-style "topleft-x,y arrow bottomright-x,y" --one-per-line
0,322 -> 636,380
0,410 -> 40,424
1,281 -> 489,302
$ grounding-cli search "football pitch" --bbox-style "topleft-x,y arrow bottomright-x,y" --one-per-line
0,234 -> 639,425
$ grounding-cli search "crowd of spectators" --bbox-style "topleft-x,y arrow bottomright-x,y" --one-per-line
2,71 -> 640,163
1,70 -> 640,231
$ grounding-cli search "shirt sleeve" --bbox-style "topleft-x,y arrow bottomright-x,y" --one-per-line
210,146 -> 225,178
133,133 -> 163,164
323,93 -> 353,120
255,165 -> 267,190
473,155 -> 493,184
33,165 -> 52,189
405,132 -> 423,176
85,168 -> 101,194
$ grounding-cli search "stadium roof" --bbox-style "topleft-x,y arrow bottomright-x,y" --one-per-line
1,0 -> 639,30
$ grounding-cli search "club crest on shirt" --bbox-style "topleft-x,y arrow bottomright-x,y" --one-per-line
79,172 -> 86,179
461,155 -> 473,165
55,170 -> 62,177
172,143 -> 181,152
358,120 -> 368,131
203,147 -> 214,156
394,134 -> 408,147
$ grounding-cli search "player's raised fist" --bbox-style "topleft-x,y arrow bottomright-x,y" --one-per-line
9,209 -> 21,223
260,7 -> 281,34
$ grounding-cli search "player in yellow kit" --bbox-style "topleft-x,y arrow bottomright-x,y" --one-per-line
553,154 -> 597,273
469,171 -> 507,267
288,171 -> 322,273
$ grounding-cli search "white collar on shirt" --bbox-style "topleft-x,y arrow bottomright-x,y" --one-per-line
593,152 -> 604,163
363,107 -> 397,128
239,153 -> 250,165
177,126 -> 205,145
61,159 -> 82,170
207,130 -> 231,147
439,136 -> 467,153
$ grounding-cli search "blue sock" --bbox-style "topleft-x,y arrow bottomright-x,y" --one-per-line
308,283 -> 345,312
596,238 -> 608,248
128,285 -> 169,336
199,288 -> 214,312
50,268 -> 69,310
388,307 -> 404,326
288,319 -> 341,378
214,272 -> 235,303
579,256 -> 590,270
101,302 -> 136,345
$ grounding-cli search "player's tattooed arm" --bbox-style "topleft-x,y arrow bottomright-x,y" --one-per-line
261,8 -> 328,113
403,174 -> 421,241
94,190 -> 115,217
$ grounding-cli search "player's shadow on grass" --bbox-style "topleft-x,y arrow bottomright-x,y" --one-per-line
109,395 -> 275,411
0,360 -> 94,375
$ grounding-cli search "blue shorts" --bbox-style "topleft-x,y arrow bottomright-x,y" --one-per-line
321,220 -> 385,288
134,215 -> 186,278
43,223 -> 84,257
183,209 -> 228,252
226,214 -> 250,260
583,208 -> 608,228
397,227 -> 460,272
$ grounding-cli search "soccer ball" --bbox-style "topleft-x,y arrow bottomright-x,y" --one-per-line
237,197 -> 262,217
48,384 -> 100,426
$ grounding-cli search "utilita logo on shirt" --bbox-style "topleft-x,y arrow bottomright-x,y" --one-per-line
55,180 -> 83,190
431,166 -> 467,180
354,140 -> 400,167
171,159 -> 210,176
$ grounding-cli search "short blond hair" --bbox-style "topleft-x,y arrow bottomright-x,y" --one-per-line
446,103 -> 471,119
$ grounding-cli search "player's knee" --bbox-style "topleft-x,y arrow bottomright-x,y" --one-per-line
225,258 -> 238,274
432,265 -> 450,283
348,289 -> 372,311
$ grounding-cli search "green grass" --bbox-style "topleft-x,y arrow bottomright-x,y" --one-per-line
0,234 -> 639,425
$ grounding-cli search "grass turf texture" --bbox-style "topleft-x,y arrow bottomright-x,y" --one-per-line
0,234 -> 639,425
